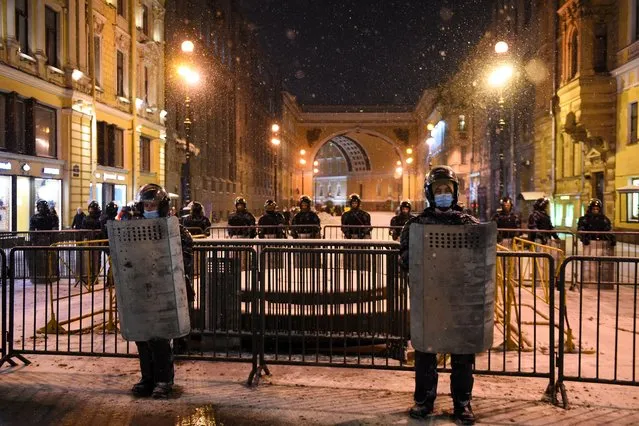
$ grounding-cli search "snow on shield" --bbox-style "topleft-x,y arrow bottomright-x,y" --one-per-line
107,216 -> 190,341
409,223 -> 496,354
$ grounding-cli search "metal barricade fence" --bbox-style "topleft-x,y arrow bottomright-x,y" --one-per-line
556,256 -> 639,408
322,225 -> 402,241
256,247 -> 409,372
1,249 -> 6,362
0,230 -> 102,279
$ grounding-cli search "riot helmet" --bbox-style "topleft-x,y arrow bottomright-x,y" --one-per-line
88,200 -> 101,216
400,200 -> 412,215
500,196 -> 514,213
36,199 -> 50,214
235,197 -> 247,212
105,201 -> 119,218
349,193 -> 361,209
191,201 -> 204,217
299,195 -> 312,211
135,183 -> 170,217
588,198 -> 603,215
264,199 -> 277,213
424,166 -> 459,209
533,197 -> 549,212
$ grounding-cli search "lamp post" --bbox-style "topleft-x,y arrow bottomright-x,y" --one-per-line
405,148 -> 414,201
313,166 -> 319,206
271,123 -> 280,201
299,156 -> 307,195
394,161 -> 403,206
488,41 -> 513,201
177,40 -> 199,206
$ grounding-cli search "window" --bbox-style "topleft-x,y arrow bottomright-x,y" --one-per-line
34,105 -> 56,157
15,0 -> 29,54
2,95 -> 57,158
45,7 -> 59,67
117,0 -> 126,18
569,30 -> 579,79
140,136 -> 151,172
630,102 -> 638,145
117,51 -> 125,96
94,36 -> 101,86
142,4 -> 150,36
97,121 -> 124,168
594,24 -> 607,73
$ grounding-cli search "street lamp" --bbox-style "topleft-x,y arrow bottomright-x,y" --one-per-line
313,167 -> 320,206
270,123 -> 280,200
487,59 -> 514,201
178,40 -> 199,206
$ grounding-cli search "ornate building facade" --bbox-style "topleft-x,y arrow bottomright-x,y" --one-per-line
0,0 -> 166,231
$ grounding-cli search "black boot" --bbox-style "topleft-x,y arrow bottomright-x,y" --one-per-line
131,379 -> 154,397
409,402 -> 434,419
453,403 -> 475,425
152,382 -> 173,399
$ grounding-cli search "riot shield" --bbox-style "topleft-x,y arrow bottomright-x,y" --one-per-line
107,217 -> 190,341
409,222 -> 496,354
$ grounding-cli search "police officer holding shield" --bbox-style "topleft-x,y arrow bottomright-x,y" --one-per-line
130,184 -> 194,399
400,166 -> 478,424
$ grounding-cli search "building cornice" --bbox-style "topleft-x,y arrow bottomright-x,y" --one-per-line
611,56 -> 639,77
0,63 -> 69,101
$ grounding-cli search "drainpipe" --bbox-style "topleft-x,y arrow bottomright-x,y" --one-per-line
130,0 -> 137,199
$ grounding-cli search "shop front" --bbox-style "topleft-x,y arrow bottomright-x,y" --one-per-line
0,159 -> 63,231
89,171 -> 128,213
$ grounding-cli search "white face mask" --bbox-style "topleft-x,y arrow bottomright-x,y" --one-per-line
434,193 -> 453,209
143,210 -> 160,219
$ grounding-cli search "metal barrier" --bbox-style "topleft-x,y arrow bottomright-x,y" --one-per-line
256,247 -> 409,373
0,246 -> 261,382
322,225 -> 402,241
3,242 -> 639,404
1,249 -> 6,362
556,256 -> 639,408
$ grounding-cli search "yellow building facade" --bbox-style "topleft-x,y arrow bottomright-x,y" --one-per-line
612,0 -> 639,230
0,0 -> 166,231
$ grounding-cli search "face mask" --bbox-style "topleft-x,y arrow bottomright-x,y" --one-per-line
143,210 -> 160,219
434,194 -> 453,209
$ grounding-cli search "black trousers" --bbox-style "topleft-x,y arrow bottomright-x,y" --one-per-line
414,351 -> 474,407
135,339 -> 174,385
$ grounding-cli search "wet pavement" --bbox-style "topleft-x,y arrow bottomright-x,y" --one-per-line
2,355 -> 639,425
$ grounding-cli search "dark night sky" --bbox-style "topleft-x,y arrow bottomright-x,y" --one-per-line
238,0 -> 494,105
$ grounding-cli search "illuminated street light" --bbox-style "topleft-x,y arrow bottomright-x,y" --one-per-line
495,41 -> 509,54
177,65 -> 200,85
271,123 -> 280,133
271,137 -> 281,146
299,158 -> 307,165
395,166 -> 403,175
181,40 -> 195,53
396,160 -> 402,166
313,160 -> 319,166
406,157 -> 414,165
313,168 -> 319,174
300,149 -> 306,155
427,123 -> 435,131
488,64 -> 514,88
406,148 -> 413,155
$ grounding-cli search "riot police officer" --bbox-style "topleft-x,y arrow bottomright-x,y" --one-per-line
492,196 -> 522,244
100,201 -> 119,238
527,197 -> 560,245
130,183 -> 194,399
81,200 -> 102,232
390,200 -> 414,241
227,197 -> 257,238
181,201 -> 211,235
29,200 -> 57,231
291,195 -> 321,239
341,194 -> 372,239
258,199 -> 287,239
577,199 -> 615,247
399,166 -> 478,424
